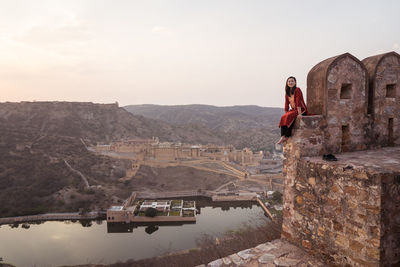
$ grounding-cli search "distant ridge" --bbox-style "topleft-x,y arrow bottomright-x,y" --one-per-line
0,101 -> 219,145
124,104 -> 283,151
0,101 -> 283,150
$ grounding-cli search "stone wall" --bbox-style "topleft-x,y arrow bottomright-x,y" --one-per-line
281,116 -> 324,246
281,51 -> 400,267
307,53 -> 369,154
283,146 -> 400,266
362,52 -> 400,147
284,155 -> 381,266
380,172 -> 400,265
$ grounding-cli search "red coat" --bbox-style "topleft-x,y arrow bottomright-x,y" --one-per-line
279,87 -> 308,127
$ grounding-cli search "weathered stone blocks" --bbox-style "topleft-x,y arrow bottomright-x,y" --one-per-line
307,53 -> 369,154
363,52 -> 400,147
282,147 -> 400,266
281,51 -> 400,266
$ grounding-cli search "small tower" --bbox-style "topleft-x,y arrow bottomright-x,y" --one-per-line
307,53 -> 369,153
362,51 -> 400,147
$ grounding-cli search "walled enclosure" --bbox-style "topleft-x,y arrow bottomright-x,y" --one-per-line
282,52 -> 400,266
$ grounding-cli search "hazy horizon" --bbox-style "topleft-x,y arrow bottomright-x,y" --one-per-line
1,0 -> 399,107
0,100 -> 285,109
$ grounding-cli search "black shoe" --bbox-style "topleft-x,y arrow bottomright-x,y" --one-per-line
323,154 -> 338,161
343,165 -> 353,171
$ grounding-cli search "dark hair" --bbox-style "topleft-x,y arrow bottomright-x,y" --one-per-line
285,76 -> 297,96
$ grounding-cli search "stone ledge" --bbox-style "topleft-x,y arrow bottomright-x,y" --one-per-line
200,239 -> 325,267
295,115 -> 323,130
302,146 -> 400,174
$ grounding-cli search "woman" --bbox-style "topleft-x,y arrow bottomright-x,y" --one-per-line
277,76 -> 308,144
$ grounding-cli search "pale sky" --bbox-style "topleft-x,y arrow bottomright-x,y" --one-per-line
1,0 -> 399,107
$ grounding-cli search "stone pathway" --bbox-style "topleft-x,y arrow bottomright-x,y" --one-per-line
198,239 -> 325,267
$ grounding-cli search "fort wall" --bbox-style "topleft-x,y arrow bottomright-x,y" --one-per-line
362,52 -> 400,147
282,51 -> 400,266
97,140 -> 259,166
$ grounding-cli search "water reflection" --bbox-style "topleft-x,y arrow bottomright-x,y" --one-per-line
0,199 -> 267,267
145,225 -> 159,235
106,198 -> 256,233
80,220 -> 93,227
107,221 -> 197,233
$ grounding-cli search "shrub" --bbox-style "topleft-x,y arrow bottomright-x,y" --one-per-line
145,207 -> 158,217
272,191 -> 283,203
169,210 -> 180,216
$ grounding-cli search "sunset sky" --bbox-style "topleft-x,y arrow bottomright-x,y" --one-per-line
1,0 -> 399,107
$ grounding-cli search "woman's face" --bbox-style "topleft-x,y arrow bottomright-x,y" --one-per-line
287,78 -> 296,88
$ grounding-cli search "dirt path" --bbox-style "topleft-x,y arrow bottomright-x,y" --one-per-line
63,159 -> 90,188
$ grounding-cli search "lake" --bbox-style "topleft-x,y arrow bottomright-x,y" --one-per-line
0,200 -> 269,267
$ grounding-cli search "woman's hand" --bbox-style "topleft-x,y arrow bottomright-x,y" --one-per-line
297,107 -> 302,119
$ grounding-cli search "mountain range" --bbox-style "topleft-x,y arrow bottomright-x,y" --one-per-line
124,104 -> 283,151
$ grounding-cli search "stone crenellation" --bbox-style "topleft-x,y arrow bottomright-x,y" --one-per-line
282,51 -> 400,266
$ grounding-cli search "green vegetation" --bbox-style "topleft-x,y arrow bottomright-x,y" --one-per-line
171,200 -> 181,206
169,210 -> 180,216
156,211 -> 168,216
183,210 -> 195,217
272,191 -> 283,203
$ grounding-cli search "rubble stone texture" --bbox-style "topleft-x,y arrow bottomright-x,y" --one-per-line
362,52 -> 400,147
282,52 -> 400,266
201,239 -> 324,267
307,53 -> 369,154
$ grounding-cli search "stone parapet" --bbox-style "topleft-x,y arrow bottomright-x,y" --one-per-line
199,239 -> 324,267
282,52 -> 400,266
282,146 -> 400,266
362,52 -> 400,147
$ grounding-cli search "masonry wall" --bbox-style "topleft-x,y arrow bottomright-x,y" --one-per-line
380,173 -> 400,265
282,116 -> 325,246
283,156 -> 381,266
282,51 -> 400,267
325,56 -> 369,153
362,52 -> 400,147
307,53 -> 369,154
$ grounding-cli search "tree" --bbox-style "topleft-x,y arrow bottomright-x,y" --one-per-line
145,207 -> 158,217
145,225 -> 159,234
272,191 -> 283,203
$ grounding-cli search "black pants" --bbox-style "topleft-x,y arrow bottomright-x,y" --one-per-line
281,119 -> 295,137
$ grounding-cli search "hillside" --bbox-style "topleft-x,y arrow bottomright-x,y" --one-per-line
124,104 -> 283,130
124,104 -> 283,151
0,101 -> 163,143
0,101 -> 236,217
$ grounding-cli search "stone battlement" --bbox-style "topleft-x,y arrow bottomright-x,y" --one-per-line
282,52 -> 400,266
306,52 -> 400,153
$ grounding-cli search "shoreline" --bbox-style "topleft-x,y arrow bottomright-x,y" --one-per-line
0,211 -> 105,225
0,191 -> 268,225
